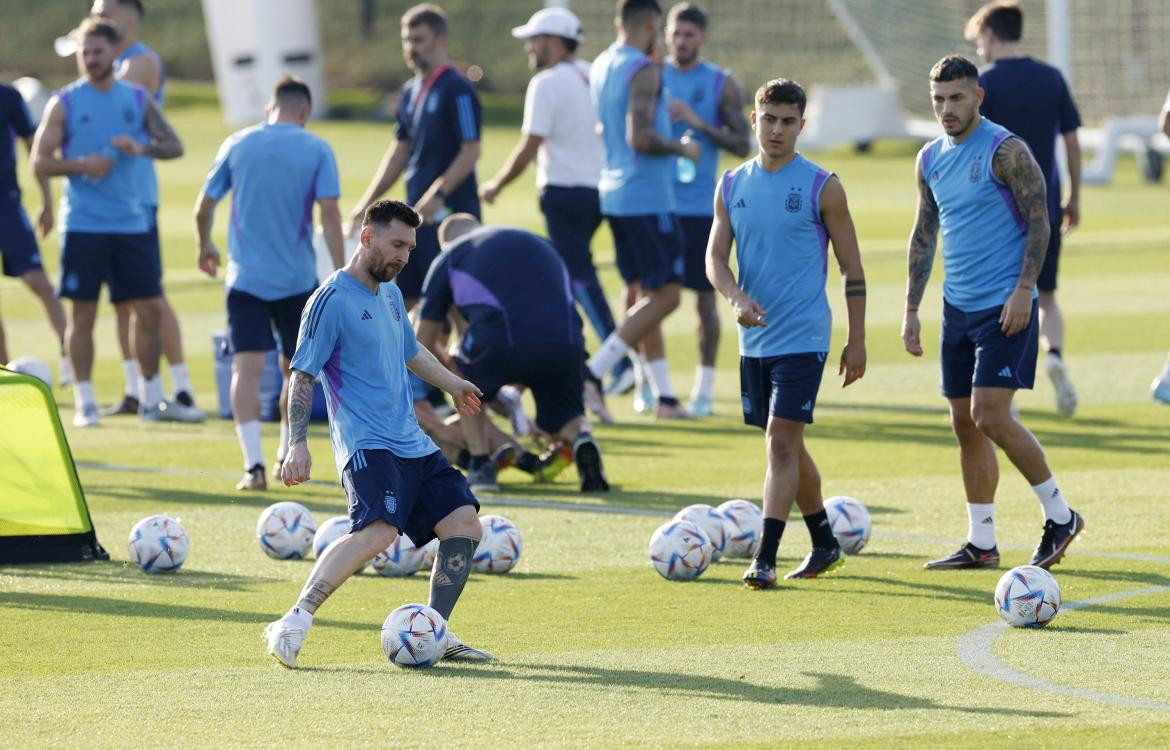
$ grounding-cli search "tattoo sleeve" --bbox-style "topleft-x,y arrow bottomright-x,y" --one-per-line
142,101 -> 184,160
707,76 -> 753,157
287,369 -> 315,446
296,577 -> 337,610
628,66 -> 682,156
993,137 -> 1050,289
906,161 -> 940,309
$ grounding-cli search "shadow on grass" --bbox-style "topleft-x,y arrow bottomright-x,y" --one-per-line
1046,625 -> 1131,635
821,574 -> 992,605
414,664 -> 1068,716
0,590 -> 371,631
91,484 -> 346,514
0,560 -> 278,590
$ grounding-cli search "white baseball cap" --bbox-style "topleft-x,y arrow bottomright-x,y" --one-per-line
511,7 -> 584,42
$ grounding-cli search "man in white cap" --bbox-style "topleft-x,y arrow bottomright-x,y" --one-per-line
479,7 -> 631,406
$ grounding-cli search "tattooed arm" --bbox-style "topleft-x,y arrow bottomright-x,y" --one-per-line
992,136 -> 1050,336
670,74 -> 752,157
627,65 -> 700,161
280,369 -> 316,486
111,99 -> 184,160
902,153 -> 940,357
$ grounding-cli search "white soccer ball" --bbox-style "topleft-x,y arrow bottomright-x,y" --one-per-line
649,519 -> 710,581
717,499 -> 763,558
673,503 -> 733,561
995,565 -> 1061,628
128,514 -> 189,573
256,501 -> 316,560
381,603 -> 448,669
311,515 -> 370,573
5,356 -> 52,387
372,534 -> 427,577
825,495 -> 872,555
419,538 -> 439,572
473,515 -> 522,573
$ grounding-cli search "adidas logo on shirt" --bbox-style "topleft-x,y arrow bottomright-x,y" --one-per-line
998,366 -> 1012,378
732,198 -> 747,209
361,309 -> 373,321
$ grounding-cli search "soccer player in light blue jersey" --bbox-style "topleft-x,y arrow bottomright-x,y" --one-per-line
264,200 -> 491,669
903,56 -> 1083,571
32,17 -> 187,427
707,79 -> 867,589
663,3 -> 751,417
195,76 -> 345,491
94,0 -> 199,417
585,0 -> 701,421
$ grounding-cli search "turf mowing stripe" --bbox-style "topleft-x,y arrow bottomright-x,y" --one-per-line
75,461 -> 1170,562
957,585 -> 1170,712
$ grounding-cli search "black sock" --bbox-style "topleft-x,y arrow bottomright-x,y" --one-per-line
804,509 -> 837,549
515,451 -> 540,474
756,518 -> 786,567
427,536 -> 477,620
1049,347 -> 1062,359
468,454 -> 489,471
658,395 -> 679,407
454,449 -> 471,470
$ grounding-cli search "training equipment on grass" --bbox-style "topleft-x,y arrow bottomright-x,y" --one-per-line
381,603 -> 448,669
473,515 -> 522,573
994,565 -> 1062,628
371,534 -> 428,577
717,499 -> 763,558
0,367 -> 107,564
256,502 -> 316,560
673,503 -> 732,561
128,515 -> 189,573
649,519 -> 710,581
5,356 -> 52,387
825,496 -> 872,555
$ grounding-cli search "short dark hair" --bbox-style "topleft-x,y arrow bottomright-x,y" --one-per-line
363,200 -> 421,230
77,16 -> 121,45
929,55 -> 980,83
402,3 -> 447,36
965,2 -> 1022,42
755,78 -> 806,115
272,75 -> 312,108
617,0 -> 662,27
667,2 -> 707,30
114,0 -> 145,17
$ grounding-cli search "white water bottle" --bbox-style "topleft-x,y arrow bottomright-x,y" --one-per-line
675,129 -> 697,184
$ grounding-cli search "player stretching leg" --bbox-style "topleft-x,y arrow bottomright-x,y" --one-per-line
265,200 -> 491,668
707,79 -> 867,589
903,57 -> 1083,571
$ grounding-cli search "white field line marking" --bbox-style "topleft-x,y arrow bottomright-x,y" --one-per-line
957,585 -> 1170,712
76,461 -> 1170,562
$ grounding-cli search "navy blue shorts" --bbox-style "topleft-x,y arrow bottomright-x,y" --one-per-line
606,213 -> 684,290
1037,220 -> 1061,293
0,201 -> 42,277
940,298 -> 1039,399
540,186 -> 604,283
59,231 -> 161,302
678,215 -> 714,292
342,448 -> 479,547
740,352 -> 827,427
226,286 -> 314,358
396,223 -> 440,303
457,341 -> 585,434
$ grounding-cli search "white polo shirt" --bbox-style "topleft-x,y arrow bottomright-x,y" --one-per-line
522,59 -> 602,190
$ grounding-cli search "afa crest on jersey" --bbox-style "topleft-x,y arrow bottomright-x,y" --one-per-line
969,160 -> 983,182
786,190 -> 802,213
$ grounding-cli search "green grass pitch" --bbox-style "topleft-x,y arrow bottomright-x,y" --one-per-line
2,92 -> 1169,748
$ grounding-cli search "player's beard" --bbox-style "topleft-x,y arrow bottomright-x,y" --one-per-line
84,59 -> 114,84
370,259 -> 403,283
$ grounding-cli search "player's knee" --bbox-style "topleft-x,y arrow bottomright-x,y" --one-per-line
357,520 -> 396,556
765,429 -> 800,467
971,402 -> 1010,440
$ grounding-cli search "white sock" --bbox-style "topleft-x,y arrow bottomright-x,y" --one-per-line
140,374 -> 165,410
587,334 -> 632,380
1158,357 -> 1170,385
1031,476 -> 1072,524
277,421 -> 290,462
121,359 -> 140,397
236,420 -> 264,469
692,365 -> 716,400
285,606 -> 313,632
73,380 -> 96,410
646,358 -> 675,400
169,363 -> 193,397
967,503 -> 996,550
59,356 -> 73,383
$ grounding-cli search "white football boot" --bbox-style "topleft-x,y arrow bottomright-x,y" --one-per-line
1044,353 -> 1077,417
443,632 -> 494,661
264,618 -> 306,669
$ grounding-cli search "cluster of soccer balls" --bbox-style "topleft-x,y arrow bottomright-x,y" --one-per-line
648,496 -> 872,581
